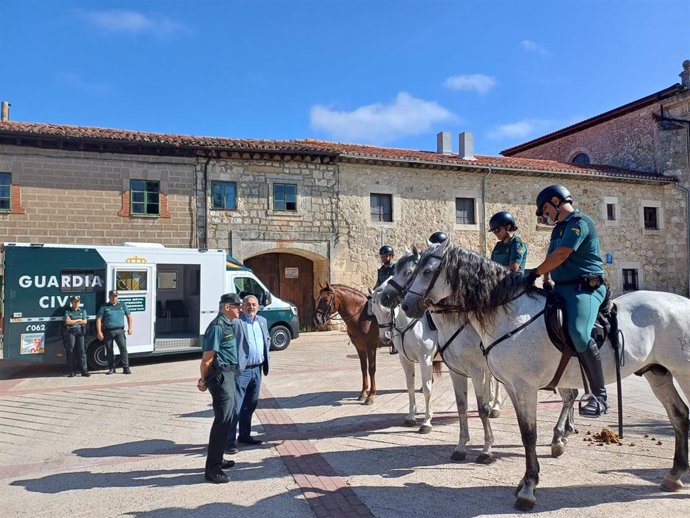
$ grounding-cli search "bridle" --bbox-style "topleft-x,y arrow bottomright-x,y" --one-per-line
375,302 -> 419,363
315,290 -> 368,325
405,251 -> 445,303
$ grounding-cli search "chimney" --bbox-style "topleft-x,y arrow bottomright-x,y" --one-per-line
459,131 -> 475,160
681,59 -> 690,87
0,101 -> 9,122
436,131 -> 452,155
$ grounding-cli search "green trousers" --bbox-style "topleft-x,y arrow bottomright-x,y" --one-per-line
553,283 -> 607,353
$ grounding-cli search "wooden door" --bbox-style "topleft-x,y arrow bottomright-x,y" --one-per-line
245,253 -> 314,330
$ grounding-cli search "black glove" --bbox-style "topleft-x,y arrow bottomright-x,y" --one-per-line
523,268 -> 540,286
543,280 -> 554,292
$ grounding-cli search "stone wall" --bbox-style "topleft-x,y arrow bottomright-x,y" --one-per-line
0,145 -> 197,246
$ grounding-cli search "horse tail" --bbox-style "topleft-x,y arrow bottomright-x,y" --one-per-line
432,360 -> 443,381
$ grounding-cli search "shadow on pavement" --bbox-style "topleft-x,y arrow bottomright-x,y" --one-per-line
73,439 -> 205,458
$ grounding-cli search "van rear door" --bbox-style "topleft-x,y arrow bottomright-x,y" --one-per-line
108,264 -> 155,353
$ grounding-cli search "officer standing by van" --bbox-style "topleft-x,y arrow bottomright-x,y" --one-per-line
96,290 -> 133,375
64,295 -> 89,377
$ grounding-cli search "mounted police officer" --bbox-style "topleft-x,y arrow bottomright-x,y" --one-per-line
526,185 -> 608,418
489,211 -> 527,273
375,244 -> 397,353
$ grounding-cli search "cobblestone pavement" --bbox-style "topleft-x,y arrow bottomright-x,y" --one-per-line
1,331 -> 689,518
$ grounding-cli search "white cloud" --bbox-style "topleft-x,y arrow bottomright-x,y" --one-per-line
77,9 -> 186,39
521,39 -> 549,56
487,119 -> 553,140
443,74 -> 497,94
310,92 -> 455,143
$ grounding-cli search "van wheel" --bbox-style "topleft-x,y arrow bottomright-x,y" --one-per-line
270,325 -> 291,351
87,340 -> 121,370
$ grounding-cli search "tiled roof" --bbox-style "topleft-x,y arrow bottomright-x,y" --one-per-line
0,120 -> 673,182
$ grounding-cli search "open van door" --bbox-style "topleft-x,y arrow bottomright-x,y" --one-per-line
107,264 -> 155,354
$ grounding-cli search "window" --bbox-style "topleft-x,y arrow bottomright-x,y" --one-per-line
572,153 -> 590,165
643,206 -> 658,230
0,173 -> 10,210
606,203 -> 616,221
622,269 -> 639,291
130,180 -> 160,216
115,270 -> 148,291
273,183 -> 297,211
455,197 -> 476,225
211,181 -> 237,210
370,193 -> 392,222
233,276 -> 267,305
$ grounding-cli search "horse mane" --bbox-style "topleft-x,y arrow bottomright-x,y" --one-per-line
329,284 -> 368,302
420,243 -> 535,330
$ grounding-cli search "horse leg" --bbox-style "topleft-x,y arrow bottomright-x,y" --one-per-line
508,384 -> 540,511
418,356 -> 434,434
448,371 -> 470,461
364,345 -> 377,405
489,376 -> 502,418
399,351 -> 417,426
356,346 -> 369,401
643,365 -> 689,491
471,369 -> 495,464
551,388 -> 578,458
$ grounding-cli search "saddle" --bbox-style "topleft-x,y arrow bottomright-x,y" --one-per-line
542,287 -> 619,390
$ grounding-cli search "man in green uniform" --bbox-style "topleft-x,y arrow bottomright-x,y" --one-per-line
489,211 -> 527,273
64,295 -> 89,377
526,185 -> 608,418
197,293 -> 241,484
96,290 -> 133,375
375,245 -> 398,354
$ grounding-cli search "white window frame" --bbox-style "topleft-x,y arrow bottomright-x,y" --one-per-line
452,189 -> 481,231
639,200 -> 663,234
366,185 -> 400,229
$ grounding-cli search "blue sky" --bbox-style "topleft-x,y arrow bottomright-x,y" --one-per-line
2,0 -> 688,155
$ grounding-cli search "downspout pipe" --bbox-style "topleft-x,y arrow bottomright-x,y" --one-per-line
481,166 -> 492,256
201,156 -> 211,250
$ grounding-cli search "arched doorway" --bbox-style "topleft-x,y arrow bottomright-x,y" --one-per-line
245,253 -> 314,330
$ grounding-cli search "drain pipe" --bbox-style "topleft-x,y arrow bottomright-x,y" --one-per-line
200,156 -> 211,249
480,166 -> 493,256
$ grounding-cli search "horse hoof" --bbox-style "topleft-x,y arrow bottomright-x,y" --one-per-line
363,397 -> 375,406
514,480 -> 524,497
551,443 -> 566,458
357,394 -> 367,401
418,425 -> 432,434
403,419 -> 417,427
660,475 -> 683,492
489,409 -> 501,419
475,453 -> 494,465
450,451 -> 466,462
514,496 -> 536,511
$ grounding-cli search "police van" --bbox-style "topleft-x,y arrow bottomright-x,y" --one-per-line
0,242 -> 299,369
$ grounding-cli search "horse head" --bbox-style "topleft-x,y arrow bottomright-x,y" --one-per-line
401,240 -> 452,318
369,283 -> 394,345
380,245 -> 421,308
313,284 -> 337,326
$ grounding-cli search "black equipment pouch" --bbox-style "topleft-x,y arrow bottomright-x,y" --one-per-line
579,274 -> 603,292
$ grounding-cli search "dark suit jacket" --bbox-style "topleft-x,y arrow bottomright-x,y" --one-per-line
233,314 -> 270,375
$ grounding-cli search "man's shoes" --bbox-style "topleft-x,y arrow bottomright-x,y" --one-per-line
221,459 -> 236,469
106,368 -> 116,375
204,471 -> 229,484
224,445 -> 239,455
123,368 -> 132,375
390,346 -> 398,355
81,371 -> 91,377
67,372 -> 75,378
237,436 -> 263,445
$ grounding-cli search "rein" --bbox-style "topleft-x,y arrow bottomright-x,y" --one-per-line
377,305 -> 419,363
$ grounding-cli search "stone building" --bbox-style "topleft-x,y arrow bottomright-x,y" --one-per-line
1,61 -> 688,325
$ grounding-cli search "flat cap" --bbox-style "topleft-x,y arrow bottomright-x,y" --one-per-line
108,290 -> 119,297
219,293 -> 241,305
69,295 -> 81,302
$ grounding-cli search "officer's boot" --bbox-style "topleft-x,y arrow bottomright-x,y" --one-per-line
390,344 -> 398,355
578,339 -> 608,418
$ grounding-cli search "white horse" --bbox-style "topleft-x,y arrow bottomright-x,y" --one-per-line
401,240 -> 690,510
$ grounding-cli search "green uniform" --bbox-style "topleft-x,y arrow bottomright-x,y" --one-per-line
490,235 -> 527,273
549,210 -> 606,353
203,314 -> 238,368
375,262 -> 396,288
97,302 -> 130,329
65,308 -> 87,329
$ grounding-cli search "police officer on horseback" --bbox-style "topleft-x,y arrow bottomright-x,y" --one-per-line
375,244 -> 398,354
526,185 -> 608,418
489,211 -> 527,273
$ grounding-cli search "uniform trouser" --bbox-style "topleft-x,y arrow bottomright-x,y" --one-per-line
553,283 -> 607,353
64,330 -> 87,373
227,366 -> 262,446
105,329 -> 129,369
206,370 -> 236,473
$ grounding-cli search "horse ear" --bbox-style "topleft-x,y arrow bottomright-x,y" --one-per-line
325,281 -> 331,290
367,287 -> 373,295
404,245 -> 411,254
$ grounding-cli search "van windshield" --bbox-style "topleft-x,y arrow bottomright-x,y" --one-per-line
233,277 -> 266,304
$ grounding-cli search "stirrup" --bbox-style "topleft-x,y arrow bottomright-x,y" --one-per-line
578,394 -> 608,418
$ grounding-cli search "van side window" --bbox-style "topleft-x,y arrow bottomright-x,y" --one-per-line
233,277 -> 265,303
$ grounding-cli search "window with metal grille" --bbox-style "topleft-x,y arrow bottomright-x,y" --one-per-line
606,203 -> 616,221
643,206 -> 658,230
622,269 -> 639,291
211,181 -> 237,210
0,172 -> 10,211
130,180 -> 160,216
273,183 -> 297,211
455,197 -> 476,224
370,193 -> 392,222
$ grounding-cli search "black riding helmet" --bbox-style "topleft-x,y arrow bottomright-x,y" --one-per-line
379,245 -> 394,256
428,231 -> 448,244
489,212 -> 517,232
535,185 -> 573,216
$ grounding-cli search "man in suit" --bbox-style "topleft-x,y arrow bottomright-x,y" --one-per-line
225,294 -> 271,454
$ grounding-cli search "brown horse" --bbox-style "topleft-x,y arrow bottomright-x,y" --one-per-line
314,283 -> 383,405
